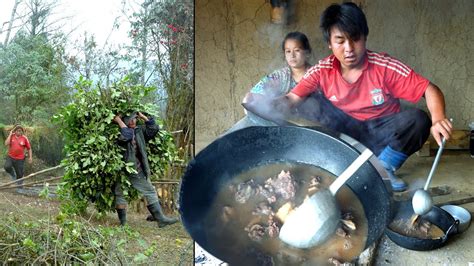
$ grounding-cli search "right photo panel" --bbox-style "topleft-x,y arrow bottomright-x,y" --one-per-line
192,0 -> 474,265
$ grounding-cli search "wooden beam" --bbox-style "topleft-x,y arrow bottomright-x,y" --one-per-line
0,165 -> 62,188
0,176 -> 62,190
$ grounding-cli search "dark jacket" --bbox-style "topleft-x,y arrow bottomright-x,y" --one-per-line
118,118 -> 159,178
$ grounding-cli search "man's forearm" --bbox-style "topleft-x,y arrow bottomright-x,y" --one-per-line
424,82 -> 453,145
425,83 -> 446,123
114,116 -> 127,128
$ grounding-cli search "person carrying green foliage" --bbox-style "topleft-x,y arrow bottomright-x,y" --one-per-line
113,111 -> 178,227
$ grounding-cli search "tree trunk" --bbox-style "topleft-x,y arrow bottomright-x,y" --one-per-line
3,0 -> 21,46
84,33 -> 91,79
140,5 -> 149,85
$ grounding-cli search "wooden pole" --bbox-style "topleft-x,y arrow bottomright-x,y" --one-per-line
0,176 -> 62,190
0,165 -> 62,188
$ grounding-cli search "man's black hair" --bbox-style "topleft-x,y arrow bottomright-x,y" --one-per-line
281,31 -> 312,54
320,2 -> 369,43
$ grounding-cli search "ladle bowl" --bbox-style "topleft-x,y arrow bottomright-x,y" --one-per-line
412,189 -> 433,215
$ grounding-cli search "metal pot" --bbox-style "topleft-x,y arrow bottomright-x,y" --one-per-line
385,200 -> 459,251
179,126 -> 392,264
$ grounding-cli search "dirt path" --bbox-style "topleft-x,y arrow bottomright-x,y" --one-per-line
0,173 -> 193,265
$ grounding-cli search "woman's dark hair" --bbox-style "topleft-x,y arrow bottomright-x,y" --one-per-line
320,2 -> 369,43
281,31 -> 312,54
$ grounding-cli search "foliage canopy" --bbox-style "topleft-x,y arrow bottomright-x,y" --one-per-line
53,77 -> 179,213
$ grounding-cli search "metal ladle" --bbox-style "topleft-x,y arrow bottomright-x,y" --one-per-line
412,136 -> 447,216
278,148 -> 373,249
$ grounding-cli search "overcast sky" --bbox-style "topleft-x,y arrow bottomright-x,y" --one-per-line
0,0 -> 136,48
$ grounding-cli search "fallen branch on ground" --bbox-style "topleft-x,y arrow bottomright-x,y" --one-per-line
0,176 -> 62,191
0,165 -> 62,188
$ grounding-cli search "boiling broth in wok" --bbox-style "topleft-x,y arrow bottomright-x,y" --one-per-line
389,218 -> 445,239
202,162 -> 368,265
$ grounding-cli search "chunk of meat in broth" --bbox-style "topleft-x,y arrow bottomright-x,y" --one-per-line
256,185 -> 277,203
308,175 -> 322,194
252,202 -> 274,216
328,257 -> 352,265
335,227 -> 348,238
336,212 -> 357,238
233,179 -> 259,204
264,170 -> 296,201
245,214 -> 281,242
220,206 -> 235,224
266,215 -> 280,238
245,223 -> 265,241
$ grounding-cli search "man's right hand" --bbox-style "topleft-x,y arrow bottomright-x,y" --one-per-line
113,115 -> 122,123
113,114 -> 128,129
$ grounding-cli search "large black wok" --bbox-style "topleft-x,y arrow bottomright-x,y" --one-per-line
179,126 -> 392,263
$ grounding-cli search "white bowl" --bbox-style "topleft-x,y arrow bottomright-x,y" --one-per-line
440,205 -> 472,233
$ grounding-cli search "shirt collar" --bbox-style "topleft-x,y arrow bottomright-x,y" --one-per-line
332,50 -> 369,72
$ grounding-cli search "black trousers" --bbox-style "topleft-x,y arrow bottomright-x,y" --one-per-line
4,156 -> 25,185
303,94 -> 431,157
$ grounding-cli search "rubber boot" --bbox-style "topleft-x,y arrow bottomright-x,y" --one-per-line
147,202 -> 178,228
116,208 -> 127,226
380,161 -> 407,192
146,214 -> 155,221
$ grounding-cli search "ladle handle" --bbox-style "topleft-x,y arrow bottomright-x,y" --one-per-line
329,148 -> 373,195
423,136 -> 446,191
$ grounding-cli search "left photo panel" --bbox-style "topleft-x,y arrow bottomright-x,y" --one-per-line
0,0 -> 194,264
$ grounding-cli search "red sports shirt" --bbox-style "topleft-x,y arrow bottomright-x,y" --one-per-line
291,51 -> 430,121
8,135 -> 31,160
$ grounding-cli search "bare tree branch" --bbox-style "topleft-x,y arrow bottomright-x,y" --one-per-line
3,0 -> 21,46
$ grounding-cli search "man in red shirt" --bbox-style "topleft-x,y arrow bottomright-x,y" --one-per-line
282,3 -> 452,191
4,125 -> 33,189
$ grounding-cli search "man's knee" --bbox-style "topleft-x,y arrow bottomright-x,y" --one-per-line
115,203 -> 127,209
115,191 -> 128,207
143,190 -> 159,205
408,109 -> 431,132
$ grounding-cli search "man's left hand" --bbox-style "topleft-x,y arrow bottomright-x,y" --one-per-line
431,118 -> 453,146
28,157 -> 33,164
137,112 -> 149,122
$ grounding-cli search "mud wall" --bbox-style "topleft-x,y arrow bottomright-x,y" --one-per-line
196,0 -> 474,151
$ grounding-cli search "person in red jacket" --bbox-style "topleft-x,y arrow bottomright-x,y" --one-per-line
4,125 -> 33,189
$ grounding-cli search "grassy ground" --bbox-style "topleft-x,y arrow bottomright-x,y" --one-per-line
0,173 -> 193,265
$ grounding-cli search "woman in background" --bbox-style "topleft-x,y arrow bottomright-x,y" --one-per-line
228,31 -> 314,131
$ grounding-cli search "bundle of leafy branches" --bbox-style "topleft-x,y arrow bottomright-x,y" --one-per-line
53,77 -> 179,214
